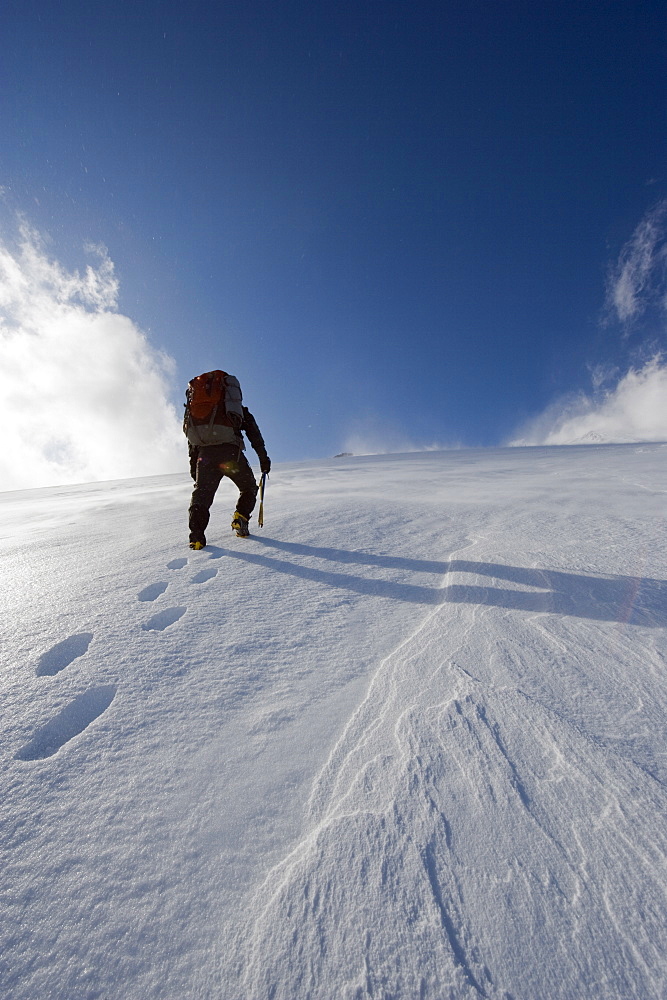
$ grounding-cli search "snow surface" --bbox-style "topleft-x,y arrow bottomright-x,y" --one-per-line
1,444 -> 667,1000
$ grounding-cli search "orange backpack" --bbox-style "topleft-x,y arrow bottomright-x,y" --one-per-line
183,370 -> 244,447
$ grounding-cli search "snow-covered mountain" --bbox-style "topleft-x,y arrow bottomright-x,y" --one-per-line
2,444 -> 666,999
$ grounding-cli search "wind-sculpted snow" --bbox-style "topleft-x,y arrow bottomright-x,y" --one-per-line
235,558 -> 667,999
1,445 -> 666,999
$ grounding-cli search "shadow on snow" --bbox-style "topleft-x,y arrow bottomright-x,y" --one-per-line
206,537 -> 666,627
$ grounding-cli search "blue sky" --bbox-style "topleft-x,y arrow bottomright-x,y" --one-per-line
1,0 -> 666,480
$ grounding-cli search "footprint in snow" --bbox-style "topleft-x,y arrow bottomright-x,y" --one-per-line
137,581 -> 169,602
167,558 -> 187,571
36,632 -> 93,677
15,685 -> 117,761
141,607 -> 186,632
191,567 -> 218,585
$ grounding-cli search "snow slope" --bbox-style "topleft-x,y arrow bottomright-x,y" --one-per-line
1,444 -> 666,999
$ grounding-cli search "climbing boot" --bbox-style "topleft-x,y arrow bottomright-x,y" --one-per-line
231,511 -> 250,537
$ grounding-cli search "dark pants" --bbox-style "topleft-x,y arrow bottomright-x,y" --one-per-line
188,445 -> 258,543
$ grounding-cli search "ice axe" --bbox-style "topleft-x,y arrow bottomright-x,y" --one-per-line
257,472 -> 267,527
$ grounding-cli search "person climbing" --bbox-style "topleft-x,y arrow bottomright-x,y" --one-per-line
183,370 -> 271,549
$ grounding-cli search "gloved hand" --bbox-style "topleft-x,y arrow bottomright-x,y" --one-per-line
260,455 -> 271,475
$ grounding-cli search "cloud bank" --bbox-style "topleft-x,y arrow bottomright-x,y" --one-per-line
0,224 -> 183,491
510,202 -> 667,447
509,357 -> 667,446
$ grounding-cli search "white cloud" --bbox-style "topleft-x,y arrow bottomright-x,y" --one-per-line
0,223 -> 184,491
509,357 -> 667,446
510,201 -> 667,449
606,200 -> 667,324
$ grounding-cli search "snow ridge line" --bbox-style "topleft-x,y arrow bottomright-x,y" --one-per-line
235,537 -> 493,995
422,839 -> 490,999
305,535 -> 481,825
240,548 -> 466,902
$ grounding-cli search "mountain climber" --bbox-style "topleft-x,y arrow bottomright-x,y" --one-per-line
184,372 -> 270,548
